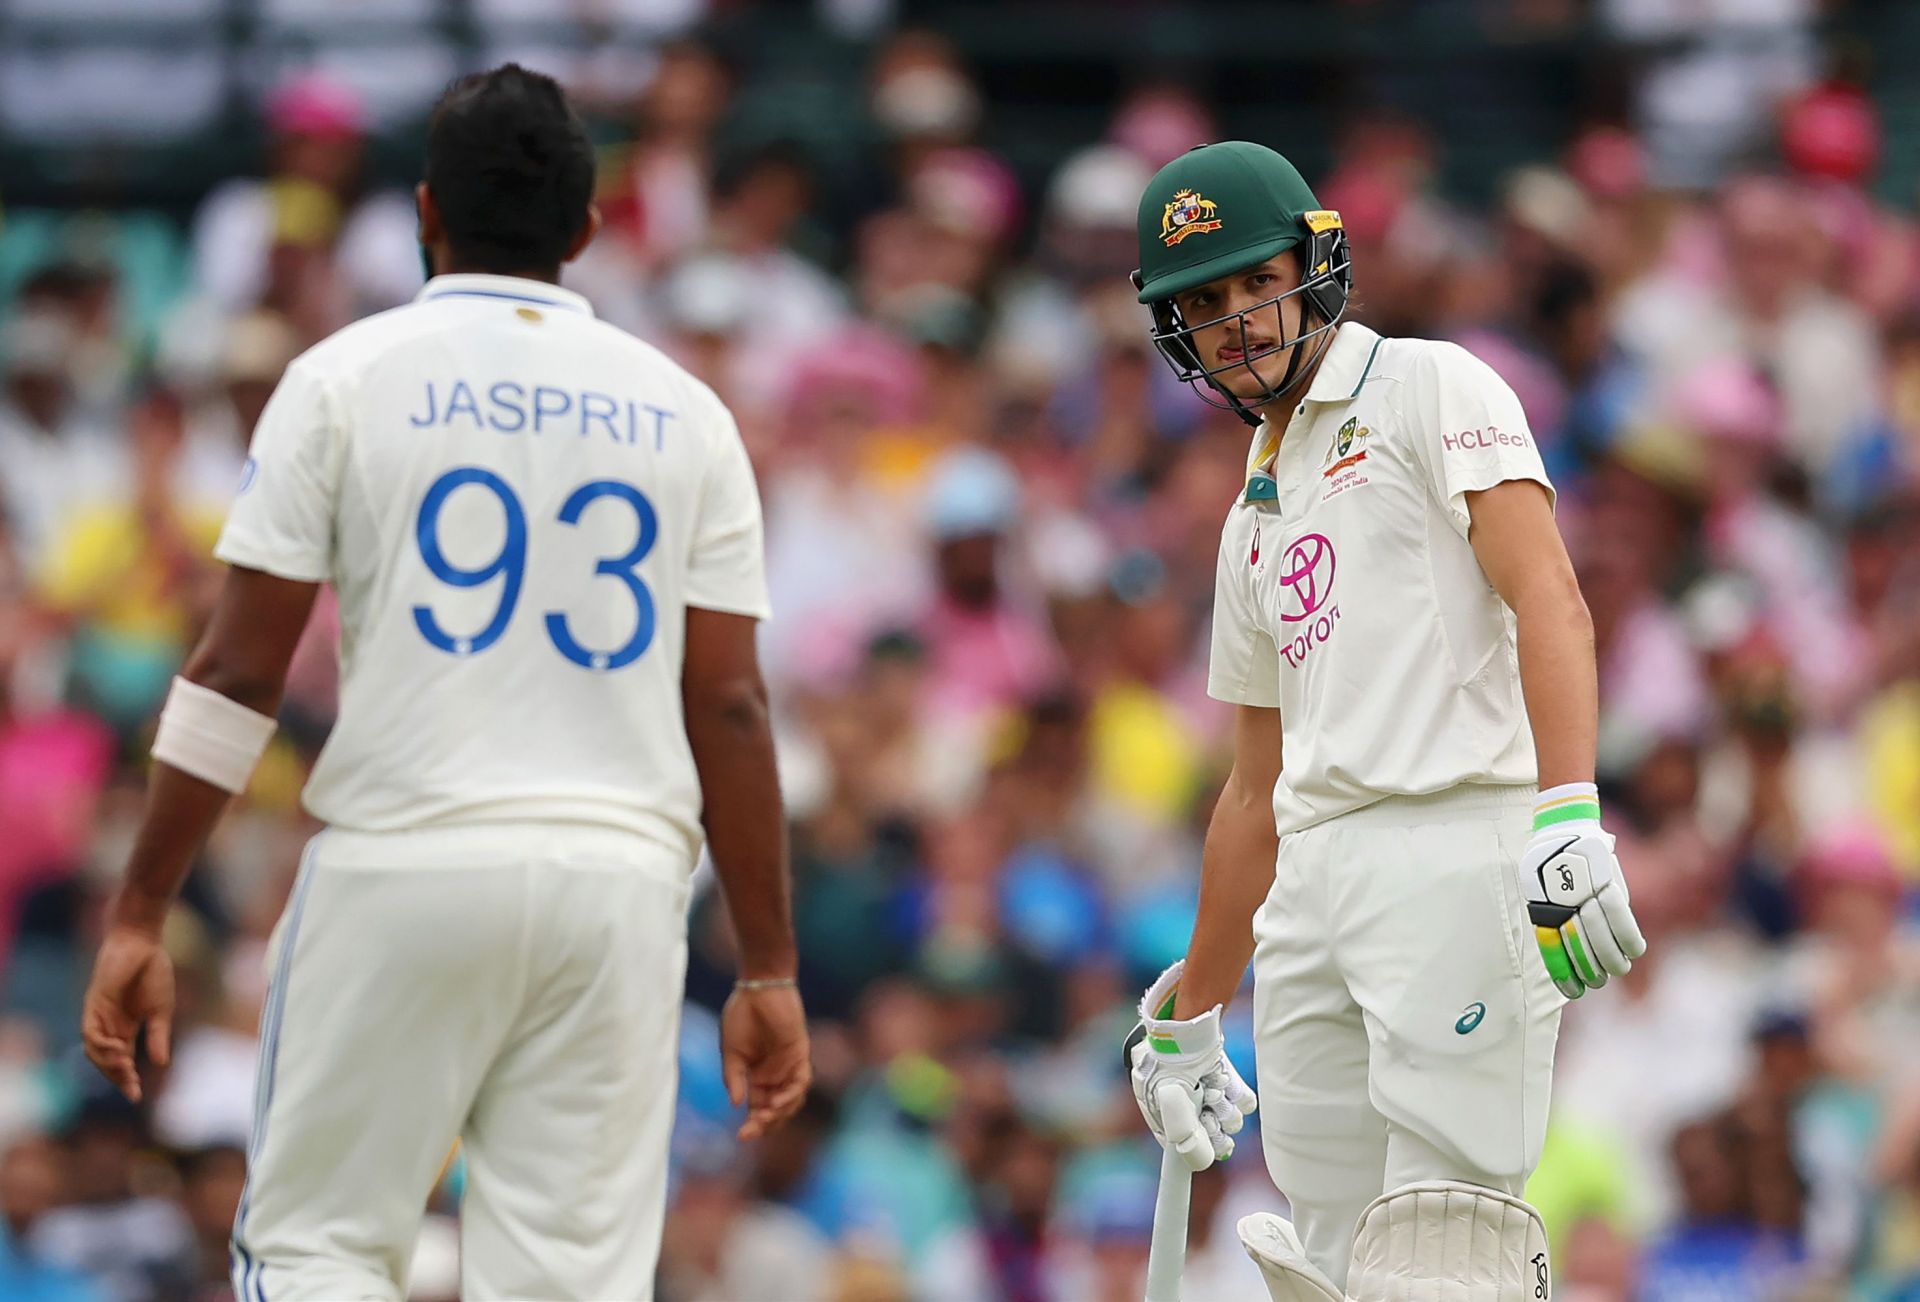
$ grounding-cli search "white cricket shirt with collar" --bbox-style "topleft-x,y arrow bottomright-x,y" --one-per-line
1206,321 -> 1553,836
214,273 -> 769,858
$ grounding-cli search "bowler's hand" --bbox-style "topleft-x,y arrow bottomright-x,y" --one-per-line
720,985 -> 812,1141
81,926 -> 175,1102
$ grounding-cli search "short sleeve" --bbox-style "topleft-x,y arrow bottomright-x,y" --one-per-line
684,401 -> 771,620
1404,342 -> 1553,539
213,358 -> 341,582
1206,509 -> 1280,707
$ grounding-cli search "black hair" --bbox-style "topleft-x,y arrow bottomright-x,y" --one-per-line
424,64 -> 595,272
20,261 -> 113,304
1531,259 -> 1598,334
711,138 -> 814,204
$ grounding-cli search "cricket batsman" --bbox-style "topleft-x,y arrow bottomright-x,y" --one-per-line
1125,141 -> 1646,1299
79,65 -> 809,1300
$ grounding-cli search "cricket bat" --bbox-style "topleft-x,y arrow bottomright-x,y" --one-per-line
1145,1140 -> 1193,1302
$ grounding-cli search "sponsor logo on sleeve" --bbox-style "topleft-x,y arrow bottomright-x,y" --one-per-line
1441,424 -> 1530,453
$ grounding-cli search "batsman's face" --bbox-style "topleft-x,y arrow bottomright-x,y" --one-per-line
1172,254 -> 1306,401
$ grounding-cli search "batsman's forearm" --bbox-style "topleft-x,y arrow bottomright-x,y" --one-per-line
687,683 -> 797,980
112,765 -> 233,935
1174,774 -> 1279,1019
1511,579 -> 1598,792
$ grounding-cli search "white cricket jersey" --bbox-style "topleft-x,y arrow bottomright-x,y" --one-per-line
215,274 -> 769,856
1207,322 -> 1552,836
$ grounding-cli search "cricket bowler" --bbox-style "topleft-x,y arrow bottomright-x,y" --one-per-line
79,65 -> 809,1300
1125,142 -> 1646,1299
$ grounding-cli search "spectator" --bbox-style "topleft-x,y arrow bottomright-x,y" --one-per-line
658,1150 -> 833,1301
0,1137 -> 104,1302
1638,1113 -> 1808,1300
1616,174 -> 1883,483
915,447 -> 1062,723
0,299 -> 126,569
597,41 -> 733,274
33,386 -> 224,736
189,74 -> 420,322
27,1101 -> 194,1302
174,1145 -> 243,1302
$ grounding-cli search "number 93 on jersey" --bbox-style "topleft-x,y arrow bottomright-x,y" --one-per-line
410,465 -> 660,672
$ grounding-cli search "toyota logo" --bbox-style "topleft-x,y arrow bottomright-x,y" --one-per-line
1275,533 -> 1336,622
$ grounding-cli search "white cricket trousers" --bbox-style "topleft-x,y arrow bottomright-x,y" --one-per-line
229,822 -> 693,1302
1252,784 -> 1563,1290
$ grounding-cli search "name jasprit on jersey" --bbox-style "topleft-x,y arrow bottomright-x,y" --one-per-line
408,379 -> 676,449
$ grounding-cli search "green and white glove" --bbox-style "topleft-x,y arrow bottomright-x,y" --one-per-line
1128,961 -> 1257,1172
1521,782 -> 1648,999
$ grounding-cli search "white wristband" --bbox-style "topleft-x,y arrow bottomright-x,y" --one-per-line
151,676 -> 278,794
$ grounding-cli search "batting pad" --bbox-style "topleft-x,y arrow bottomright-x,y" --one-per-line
1346,1180 -> 1551,1301
1238,1212 -> 1345,1302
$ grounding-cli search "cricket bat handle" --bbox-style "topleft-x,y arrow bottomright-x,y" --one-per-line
1145,1143 -> 1193,1302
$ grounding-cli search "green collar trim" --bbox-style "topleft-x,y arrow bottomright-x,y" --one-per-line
1349,335 -> 1384,397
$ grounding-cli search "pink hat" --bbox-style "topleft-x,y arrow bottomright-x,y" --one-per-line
1316,167 -> 1404,246
268,73 -> 366,140
1109,88 -> 1214,169
1673,357 -> 1780,448
908,147 -> 1023,246
1782,85 -> 1881,186
782,327 -> 926,427
1566,126 -> 1646,201
1800,824 -> 1900,895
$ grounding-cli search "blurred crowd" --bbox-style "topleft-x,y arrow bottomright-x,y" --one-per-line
3,2 -> 1920,1300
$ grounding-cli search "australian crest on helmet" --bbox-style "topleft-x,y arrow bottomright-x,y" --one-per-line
1160,188 -> 1221,246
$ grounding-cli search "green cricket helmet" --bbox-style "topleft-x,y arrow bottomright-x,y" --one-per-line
1131,141 -> 1352,425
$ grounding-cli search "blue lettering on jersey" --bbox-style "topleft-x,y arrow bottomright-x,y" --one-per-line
580,391 -> 621,442
409,383 -> 437,427
488,382 -> 526,431
444,380 -> 483,428
533,386 -> 572,433
409,380 -> 677,447
643,404 -> 674,450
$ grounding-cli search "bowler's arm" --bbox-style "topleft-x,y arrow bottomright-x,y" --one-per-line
1172,705 -> 1282,1018
113,567 -> 317,933
681,607 -> 796,979
1466,480 -> 1596,790
683,606 -> 810,1139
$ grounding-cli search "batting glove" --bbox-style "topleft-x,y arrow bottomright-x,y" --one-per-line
1521,783 -> 1648,999
1128,960 -> 1257,1172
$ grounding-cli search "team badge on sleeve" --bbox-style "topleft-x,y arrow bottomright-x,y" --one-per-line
1161,189 -> 1222,246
